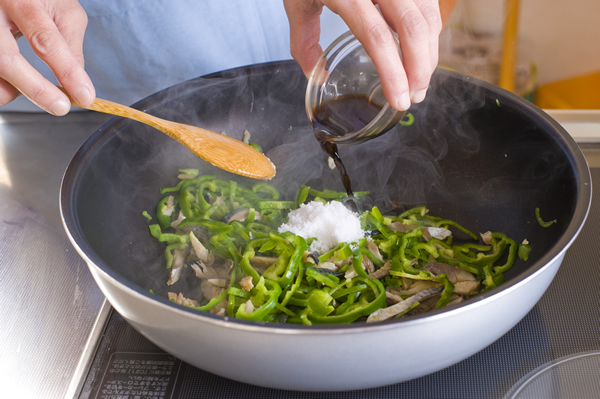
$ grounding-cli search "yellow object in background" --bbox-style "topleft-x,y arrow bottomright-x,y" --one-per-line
535,71 -> 600,109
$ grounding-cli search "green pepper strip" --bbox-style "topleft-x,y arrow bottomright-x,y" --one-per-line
189,290 -> 228,312
331,284 -> 368,299
366,214 -> 392,238
142,211 -> 152,222
158,233 -> 189,244
246,222 -> 271,238
371,206 -> 384,224
252,183 -> 280,200
156,196 -> 173,229
433,274 -> 454,308
399,112 -> 415,126
518,243 -> 531,261
280,262 -> 305,307
307,188 -> 370,199
435,253 -> 480,275
265,236 -> 306,290
274,303 -> 297,317
227,286 -> 251,299
240,238 -> 269,284
178,218 -> 233,235
231,221 -> 251,243
295,185 -> 310,208
196,181 -> 217,211
165,243 -> 188,269
409,242 -> 439,262
236,277 -> 282,321
535,207 -> 557,228
148,224 -> 162,239
178,187 -> 197,218
352,247 -> 370,279
454,239 -> 506,267
160,180 -> 184,194
399,228 -> 424,274
308,278 -> 386,324
229,181 -> 237,204
436,219 -> 478,240
307,289 -> 335,317
258,200 -> 295,210
398,205 -> 427,219
227,265 -> 238,317
202,204 -> 229,220
379,234 -> 399,259
482,265 -> 495,289
305,267 -> 339,288
493,237 -> 517,275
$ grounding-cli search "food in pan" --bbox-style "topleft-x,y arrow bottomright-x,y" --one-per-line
146,170 -> 523,324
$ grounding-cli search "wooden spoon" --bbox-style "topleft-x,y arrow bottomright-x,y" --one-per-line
57,86 -> 276,180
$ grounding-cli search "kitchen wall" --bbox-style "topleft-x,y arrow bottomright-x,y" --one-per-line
450,0 -> 600,86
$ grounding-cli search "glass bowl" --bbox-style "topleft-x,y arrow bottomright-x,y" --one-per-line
305,30 -> 405,145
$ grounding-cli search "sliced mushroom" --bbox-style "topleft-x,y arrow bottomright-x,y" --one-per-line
249,256 -> 278,275
317,261 -> 337,271
423,262 -> 476,284
369,260 -> 392,280
163,195 -> 175,217
200,280 -> 226,315
425,227 -> 452,240
409,293 -> 463,315
480,231 -> 493,245
222,208 -> 250,224
207,278 -> 228,287
366,241 -> 384,263
244,299 -> 255,313
453,281 -> 480,296
362,255 -> 375,274
387,279 -> 441,296
386,222 -> 417,233
385,290 -> 404,305
367,286 -> 444,322
240,276 -> 254,292
171,211 -> 186,228
189,232 -> 215,265
168,292 -> 200,307
166,247 -> 190,286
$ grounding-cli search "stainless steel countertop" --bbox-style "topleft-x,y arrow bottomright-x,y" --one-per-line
0,109 -> 598,399
0,112 -> 110,399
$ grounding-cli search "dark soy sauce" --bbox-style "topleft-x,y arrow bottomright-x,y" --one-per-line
312,94 -> 382,202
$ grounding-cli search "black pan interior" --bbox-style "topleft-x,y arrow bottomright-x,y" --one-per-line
62,61 -> 589,322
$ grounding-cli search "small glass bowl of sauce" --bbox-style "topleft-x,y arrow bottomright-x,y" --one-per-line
306,30 -> 405,146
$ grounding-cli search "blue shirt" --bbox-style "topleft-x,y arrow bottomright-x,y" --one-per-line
2,0 -> 348,112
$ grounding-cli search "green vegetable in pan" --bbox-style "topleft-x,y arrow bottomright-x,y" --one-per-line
147,170 -> 526,324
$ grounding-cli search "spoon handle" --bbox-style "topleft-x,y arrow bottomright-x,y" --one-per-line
56,86 -> 180,139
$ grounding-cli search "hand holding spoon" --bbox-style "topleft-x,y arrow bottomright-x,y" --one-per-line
57,86 -> 276,180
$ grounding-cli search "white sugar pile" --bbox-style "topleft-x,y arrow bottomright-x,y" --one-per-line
278,201 -> 365,253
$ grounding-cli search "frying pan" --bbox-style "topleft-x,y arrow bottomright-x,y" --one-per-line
60,61 -> 591,390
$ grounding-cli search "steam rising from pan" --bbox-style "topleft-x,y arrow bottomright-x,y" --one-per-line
72,61 -> 578,296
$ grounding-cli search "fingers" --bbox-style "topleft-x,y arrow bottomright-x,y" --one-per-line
326,0 -> 411,111
377,0 -> 442,104
283,0 -> 325,78
0,0 -> 93,114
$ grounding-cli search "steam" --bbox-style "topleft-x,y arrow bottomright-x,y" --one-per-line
82,63 -> 552,294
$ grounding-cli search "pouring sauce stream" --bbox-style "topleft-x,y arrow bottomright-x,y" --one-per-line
312,94 -> 382,202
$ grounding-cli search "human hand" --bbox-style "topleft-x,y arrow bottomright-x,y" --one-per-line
284,0 -> 453,111
0,0 -> 94,115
